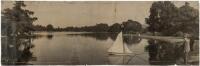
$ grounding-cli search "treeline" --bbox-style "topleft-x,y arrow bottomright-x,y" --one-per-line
33,20 -> 142,33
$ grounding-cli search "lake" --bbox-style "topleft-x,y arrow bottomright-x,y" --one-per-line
1,32 -> 199,65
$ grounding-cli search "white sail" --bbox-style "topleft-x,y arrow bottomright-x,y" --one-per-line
124,43 -> 132,53
108,32 -> 132,54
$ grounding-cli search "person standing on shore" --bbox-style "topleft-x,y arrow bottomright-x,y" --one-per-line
183,33 -> 190,64
183,33 -> 190,53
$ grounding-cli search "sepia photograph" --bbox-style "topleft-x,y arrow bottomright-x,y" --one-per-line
1,0 -> 199,65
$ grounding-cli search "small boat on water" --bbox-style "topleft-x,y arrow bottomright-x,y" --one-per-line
108,32 -> 134,64
108,32 -> 133,55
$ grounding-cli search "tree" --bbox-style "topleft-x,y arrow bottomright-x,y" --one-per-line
146,1 -> 198,37
146,1 -> 178,35
94,23 -> 109,32
122,20 -> 142,33
46,24 -> 54,31
2,1 -> 37,36
146,1 -> 181,36
175,2 -> 199,37
108,23 -> 121,32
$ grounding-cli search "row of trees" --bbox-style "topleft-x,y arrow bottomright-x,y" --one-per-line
146,2 -> 198,37
33,20 -> 142,33
0,1 -> 141,34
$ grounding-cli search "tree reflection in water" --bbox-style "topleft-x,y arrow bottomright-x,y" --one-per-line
67,33 -> 118,41
1,37 -> 36,65
123,36 -> 142,45
47,34 -> 54,39
146,39 -> 198,65
67,33 -> 142,45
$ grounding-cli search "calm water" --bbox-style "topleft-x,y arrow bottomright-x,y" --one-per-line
1,32 -> 199,65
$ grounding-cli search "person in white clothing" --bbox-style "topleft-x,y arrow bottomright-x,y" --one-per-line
183,33 -> 190,64
183,33 -> 190,53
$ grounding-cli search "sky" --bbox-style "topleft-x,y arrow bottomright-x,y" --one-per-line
1,1 -> 199,28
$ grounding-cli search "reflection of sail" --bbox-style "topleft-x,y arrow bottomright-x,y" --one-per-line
108,55 -> 130,64
108,32 -> 132,54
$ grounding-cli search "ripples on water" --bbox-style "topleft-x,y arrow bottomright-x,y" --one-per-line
1,32 -> 199,65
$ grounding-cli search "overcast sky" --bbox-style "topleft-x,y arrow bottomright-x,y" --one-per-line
2,1 -> 198,27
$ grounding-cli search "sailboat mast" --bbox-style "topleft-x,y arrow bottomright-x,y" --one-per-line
114,2 -> 117,22
114,2 -> 125,54
113,2 -> 117,23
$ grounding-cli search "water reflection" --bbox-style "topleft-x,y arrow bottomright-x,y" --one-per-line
123,36 -> 141,45
108,55 -> 132,65
47,34 -> 53,39
1,37 -> 35,65
146,39 -> 199,65
2,32 -> 199,65
67,33 -> 142,45
67,33 -> 118,41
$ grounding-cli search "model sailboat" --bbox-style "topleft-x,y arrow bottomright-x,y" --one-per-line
108,32 -> 132,55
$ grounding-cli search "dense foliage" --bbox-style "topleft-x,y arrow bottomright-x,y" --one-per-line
146,2 -> 198,37
2,1 -> 37,36
33,20 -> 142,33
122,20 -> 142,33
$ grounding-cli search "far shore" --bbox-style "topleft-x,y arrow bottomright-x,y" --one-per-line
2,31 -> 199,43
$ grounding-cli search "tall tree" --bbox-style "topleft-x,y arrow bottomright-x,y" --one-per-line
146,1 -> 178,35
176,2 -> 199,37
146,1 -> 198,37
2,1 -> 37,36
122,20 -> 142,33
108,23 -> 121,32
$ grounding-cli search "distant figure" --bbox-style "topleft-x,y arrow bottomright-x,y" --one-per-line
183,33 -> 190,64
183,33 -> 190,53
